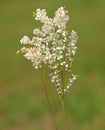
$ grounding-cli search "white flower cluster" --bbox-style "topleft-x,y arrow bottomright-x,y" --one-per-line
17,7 -> 78,98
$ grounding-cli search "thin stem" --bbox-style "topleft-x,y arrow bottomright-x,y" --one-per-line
61,70 -> 65,91
59,95 -> 69,130
59,69 -> 70,130
62,99 -> 69,130
41,71 -> 58,130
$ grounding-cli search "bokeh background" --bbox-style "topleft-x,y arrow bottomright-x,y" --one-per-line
0,0 -> 105,130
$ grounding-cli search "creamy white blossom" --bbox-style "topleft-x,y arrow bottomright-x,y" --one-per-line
17,7 -> 78,98
20,36 -> 30,44
54,7 -> 69,29
34,9 -> 48,23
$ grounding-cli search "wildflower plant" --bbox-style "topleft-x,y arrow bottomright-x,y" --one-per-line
17,6 -> 78,130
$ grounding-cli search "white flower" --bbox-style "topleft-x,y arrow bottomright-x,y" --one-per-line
34,8 -> 48,23
54,7 -> 69,29
18,7 -> 78,98
20,36 -> 30,44
33,28 -> 43,36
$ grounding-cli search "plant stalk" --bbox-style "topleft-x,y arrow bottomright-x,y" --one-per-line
59,69 -> 69,130
59,95 -> 70,130
41,71 -> 58,130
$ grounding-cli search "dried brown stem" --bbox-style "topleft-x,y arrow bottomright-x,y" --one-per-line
59,95 -> 70,130
41,71 -> 58,130
59,69 -> 70,130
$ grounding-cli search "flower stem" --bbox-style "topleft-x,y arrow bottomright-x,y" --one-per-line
59,95 -> 69,130
59,69 -> 70,130
62,99 -> 69,130
41,71 -> 58,130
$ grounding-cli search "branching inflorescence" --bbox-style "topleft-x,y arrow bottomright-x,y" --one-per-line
17,7 -> 78,99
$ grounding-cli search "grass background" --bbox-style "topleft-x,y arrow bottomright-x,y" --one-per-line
0,0 -> 105,130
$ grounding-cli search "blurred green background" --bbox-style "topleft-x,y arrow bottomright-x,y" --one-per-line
0,0 -> 105,130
